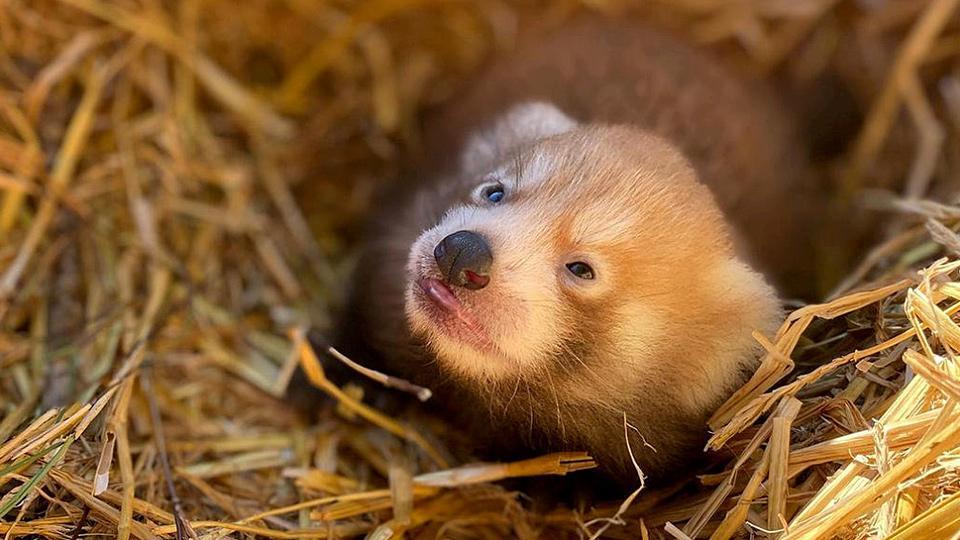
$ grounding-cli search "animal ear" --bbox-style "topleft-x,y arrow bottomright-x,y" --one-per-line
460,101 -> 578,175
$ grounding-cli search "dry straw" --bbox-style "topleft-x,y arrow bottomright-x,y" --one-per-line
2,0 -> 960,538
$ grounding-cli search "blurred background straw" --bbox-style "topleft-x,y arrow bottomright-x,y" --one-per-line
2,0 -> 960,538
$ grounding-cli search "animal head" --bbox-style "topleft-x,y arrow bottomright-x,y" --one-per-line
404,102 -> 780,410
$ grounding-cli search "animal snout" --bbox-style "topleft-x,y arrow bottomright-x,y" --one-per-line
434,230 -> 493,290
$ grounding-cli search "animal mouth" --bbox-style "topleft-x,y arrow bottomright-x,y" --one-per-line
418,277 -> 461,313
414,276 -> 494,351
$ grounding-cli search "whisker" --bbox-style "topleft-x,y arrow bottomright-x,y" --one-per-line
544,369 -> 566,441
524,380 -> 535,440
504,374 -> 523,413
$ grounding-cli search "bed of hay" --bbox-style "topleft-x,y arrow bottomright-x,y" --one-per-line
3,0 -> 960,538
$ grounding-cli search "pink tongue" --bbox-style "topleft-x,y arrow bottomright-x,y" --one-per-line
419,278 -> 461,312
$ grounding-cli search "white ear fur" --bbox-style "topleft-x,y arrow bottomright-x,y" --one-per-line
460,101 -> 578,175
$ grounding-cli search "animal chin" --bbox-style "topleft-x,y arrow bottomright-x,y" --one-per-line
414,277 -> 495,352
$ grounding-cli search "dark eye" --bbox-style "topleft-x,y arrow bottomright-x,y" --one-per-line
482,184 -> 505,203
566,262 -> 595,280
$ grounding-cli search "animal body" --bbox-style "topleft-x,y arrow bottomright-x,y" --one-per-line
327,16 -> 820,484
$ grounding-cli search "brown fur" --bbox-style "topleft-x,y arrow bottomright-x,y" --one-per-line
330,16 -> 819,485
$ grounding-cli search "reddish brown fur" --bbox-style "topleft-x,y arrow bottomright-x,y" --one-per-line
330,16 -> 819,485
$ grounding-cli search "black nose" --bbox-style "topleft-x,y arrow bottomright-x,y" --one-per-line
434,230 -> 493,290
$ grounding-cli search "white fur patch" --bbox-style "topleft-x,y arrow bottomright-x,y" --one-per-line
404,200 -> 568,380
460,101 -> 578,176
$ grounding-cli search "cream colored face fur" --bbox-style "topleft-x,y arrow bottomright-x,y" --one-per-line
405,103 -> 781,410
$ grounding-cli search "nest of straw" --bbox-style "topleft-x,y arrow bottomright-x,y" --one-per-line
3,0 -> 960,538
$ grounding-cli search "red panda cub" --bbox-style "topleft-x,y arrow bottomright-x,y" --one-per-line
334,17 -> 817,484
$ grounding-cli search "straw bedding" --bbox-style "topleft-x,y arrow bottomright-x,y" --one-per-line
2,0 -> 960,538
